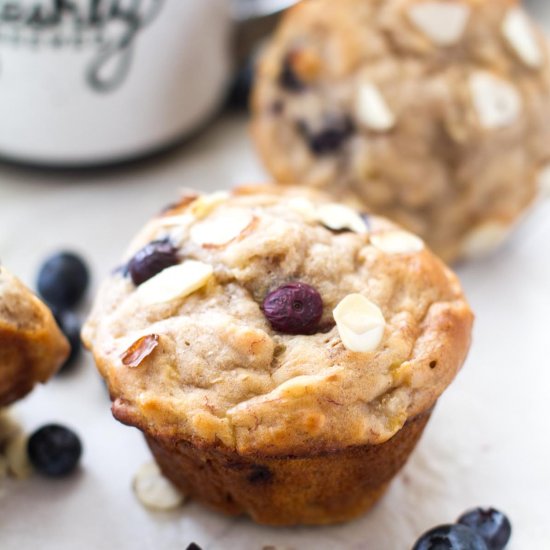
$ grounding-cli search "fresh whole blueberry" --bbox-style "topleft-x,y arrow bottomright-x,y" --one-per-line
127,240 -> 179,286
458,508 -> 512,550
227,56 -> 255,110
54,310 -> 82,374
262,282 -> 323,335
27,424 -> 83,477
413,524 -> 488,550
186,544 -> 203,550
37,252 -> 89,309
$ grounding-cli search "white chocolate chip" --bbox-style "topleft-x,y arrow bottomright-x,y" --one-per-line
137,260 -> 213,305
189,191 -> 230,220
356,83 -> 395,132
190,209 -> 255,247
317,203 -> 369,234
333,294 -> 386,353
502,7 -> 542,68
5,433 -> 33,480
470,71 -> 522,129
461,222 -> 511,259
408,2 -> 471,46
133,461 -> 186,511
287,197 -> 318,222
371,230 -> 425,254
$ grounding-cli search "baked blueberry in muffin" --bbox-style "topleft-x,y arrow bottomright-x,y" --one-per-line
252,0 -> 550,262
83,186 -> 473,525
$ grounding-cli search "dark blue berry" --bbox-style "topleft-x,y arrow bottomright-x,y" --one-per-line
262,282 -> 323,335
186,544 -> 202,550
458,508 -> 512,550
37,252 -> 89,309
227,56 -> 255,110
299,116 -> 355,156
53,310 -> 82,374
279,55 -> 305,92
413,524 -> 488,550
127,240 -> 179,286
27,424 -> 82,477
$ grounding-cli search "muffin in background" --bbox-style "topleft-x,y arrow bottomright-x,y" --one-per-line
252,0 -> 550,262
83,186 -> 473,525
0,267 -> 69,407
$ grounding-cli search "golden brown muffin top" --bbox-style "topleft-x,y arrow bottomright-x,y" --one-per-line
252,0 -> 550,262
83,187 -> 473,456
0,267 -> 69,406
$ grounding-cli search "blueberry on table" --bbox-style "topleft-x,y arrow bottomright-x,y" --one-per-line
28,424 -> 82,477
127,240 -> 180,286
186,544 -> 203,550
262,282 -> 323,335
458,508 -> 512,550
413,524 -> 488,550
54,310 -> 82,374
37,252 -> 89,309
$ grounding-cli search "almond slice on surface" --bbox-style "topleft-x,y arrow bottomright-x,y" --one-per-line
461,222 -> 511,259
356,82 -> 396,132
371,230 -> 425,254
470,71 -> 521,129
190,209 -> 255,247
333,294 -> 386,353
502,7 -> 543,68
133,461 -> 186,511
137,260 -> 213,305
317,203 -> 369,234
5,433 -> 33,480
408,2 -> 471,46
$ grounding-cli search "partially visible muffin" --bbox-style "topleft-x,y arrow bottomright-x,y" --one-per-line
83,186 -> 473,525
0,267 -> 69,407
252,0 -> 550,262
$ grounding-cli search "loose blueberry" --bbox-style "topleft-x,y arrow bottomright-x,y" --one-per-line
279,54 -> 305,92
37,252 -> 89,309
299,116 -> 355,156
413,524 -> 489,550
186,544 -> 202,550
227,56 -> 255,110
262,282 -> 323,335
458,508 -> 512,550
54,310 -> 82,374
127,240 -> 179,286
27,424 -> 82,477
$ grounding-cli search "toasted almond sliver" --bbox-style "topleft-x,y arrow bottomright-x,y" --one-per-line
137,261 -> 213,305
121,334 -> 160,368
356,83 -> 395,132
317,203 -> 369,234
0,409 -> 22,446
5,433 -> 33,480
133,461 -> 186,511
190,209 -> 255,247
408,2 -> 471,46
333,294 -> 386,353
502,7 -> 542,68
470,71 -> 521,129
461,222 -> 511,259
371,230 -> 425,254
189,191 -> 230,220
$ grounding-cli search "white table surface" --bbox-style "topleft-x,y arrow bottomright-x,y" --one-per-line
0,113 -> 549,550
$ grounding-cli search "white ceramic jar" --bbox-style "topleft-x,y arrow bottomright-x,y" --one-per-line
0,0 -> 233,166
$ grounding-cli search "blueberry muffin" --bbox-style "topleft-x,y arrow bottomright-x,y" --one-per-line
83,187 -> 473,525
252,0 -> 550,262
0,267 -> 69,407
